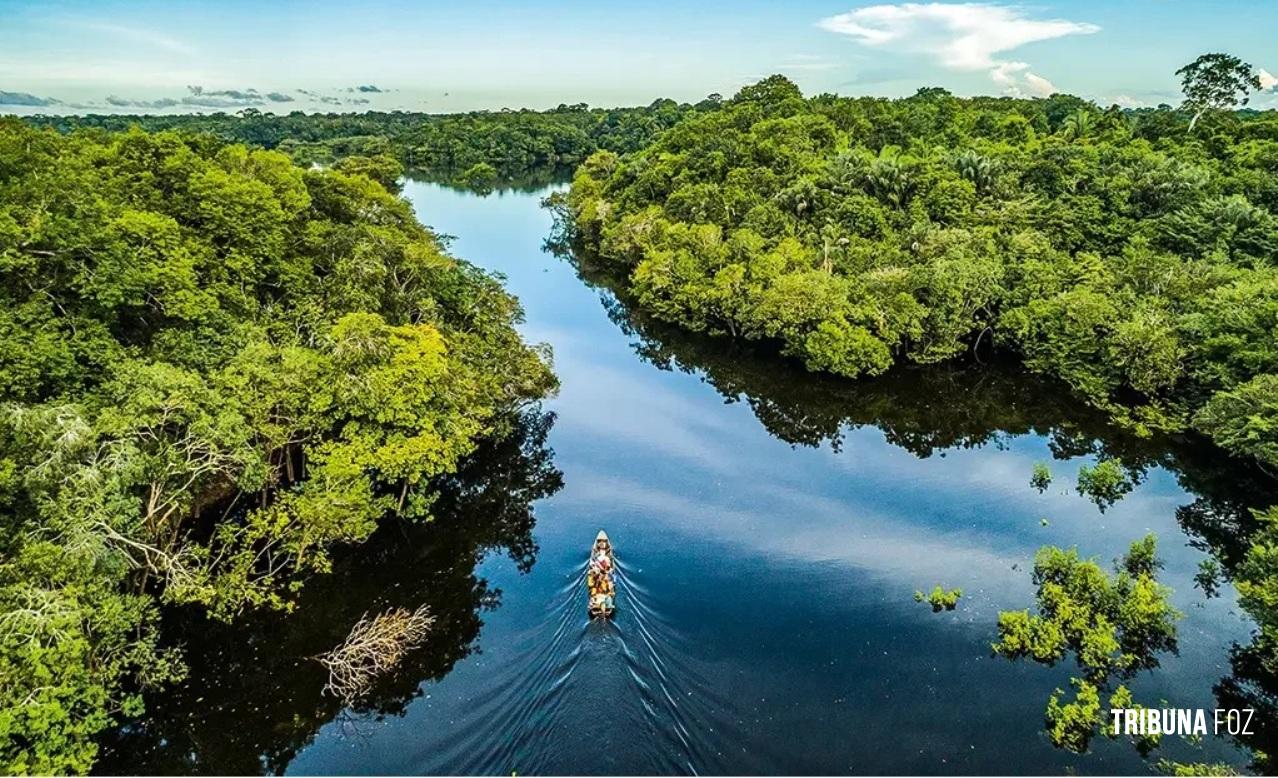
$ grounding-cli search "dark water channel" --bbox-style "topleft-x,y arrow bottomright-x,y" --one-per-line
96,181 -> 1278,775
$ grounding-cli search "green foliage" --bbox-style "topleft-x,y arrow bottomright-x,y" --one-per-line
332,153 -> 404,193
455,162 -> 499,192
913,585 -> 962,612
0,120 -> 555,771
802,317 -> 893,378
1031,462 -> 1053,492
1076,458 -> 1135,511
561,72 -> 1278,471
1156,759 -> 1239,776
993,536 -> 1180,753
1234,508 -> 1278,675
25,100 -> 712,180
1045,679 -> 1102,752
1194,375 -> 1278,468
1177,53 -> 1264,132
1195,557 -> 1223,598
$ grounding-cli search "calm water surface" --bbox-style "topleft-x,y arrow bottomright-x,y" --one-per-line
99,181 -> 1274,775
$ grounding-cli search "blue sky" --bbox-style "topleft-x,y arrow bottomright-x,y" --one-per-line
1,0 -> 1275,113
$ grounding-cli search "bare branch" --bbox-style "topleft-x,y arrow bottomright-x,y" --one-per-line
319,605 -> 434,705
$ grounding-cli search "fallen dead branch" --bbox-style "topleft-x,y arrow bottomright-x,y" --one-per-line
319,604 -> 435,704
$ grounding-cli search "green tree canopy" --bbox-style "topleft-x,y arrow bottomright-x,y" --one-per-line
1177,52 -> 1263,132
561,71 -> 1278,469
0,119 -> 555,773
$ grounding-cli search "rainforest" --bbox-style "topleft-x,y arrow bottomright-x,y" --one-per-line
0,120 -> 555,773
562,75 -> 1278,451
5,50 -> 1278,776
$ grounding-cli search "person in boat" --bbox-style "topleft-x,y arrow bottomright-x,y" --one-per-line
588,531 -> 615,613
590,537 -> 612,576
587,574 -> 614,613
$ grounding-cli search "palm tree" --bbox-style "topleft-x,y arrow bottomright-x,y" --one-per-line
864,146 -> 918,209
953,150 -> 996,194
1060,109 -> 1095,141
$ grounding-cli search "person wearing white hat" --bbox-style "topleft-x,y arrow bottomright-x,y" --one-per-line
588,531 -> 615,615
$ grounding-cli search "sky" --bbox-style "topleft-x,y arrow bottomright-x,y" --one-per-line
1,0 -> 1275,114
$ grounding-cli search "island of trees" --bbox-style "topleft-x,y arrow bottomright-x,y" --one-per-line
560,62 -> 1277,467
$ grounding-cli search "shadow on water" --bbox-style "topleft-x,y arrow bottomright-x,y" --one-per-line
558,244 -> 1278,772
96,182 -> 1278,775
566,249 -> 1278,558
93,408 -> 563,776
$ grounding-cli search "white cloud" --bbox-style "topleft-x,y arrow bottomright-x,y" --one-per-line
1260,68 -> 1278,92
989,60 -> 1027,85
1022,71 -> 1057,97
818,2 -> 1098,96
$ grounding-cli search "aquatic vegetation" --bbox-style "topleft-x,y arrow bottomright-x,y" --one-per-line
993,536 -> 1180,753
1031,462 -> 1054,492
1156,759 -> 1239,776
1045,679 -> 1104,754
914,586 -> 962,612
1076,458 -> 1135,512
320,605 -> 436,705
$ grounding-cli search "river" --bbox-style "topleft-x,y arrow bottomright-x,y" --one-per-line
96,181 -> 1275,775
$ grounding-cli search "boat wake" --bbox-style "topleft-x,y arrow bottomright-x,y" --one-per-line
421,552 -> 749,775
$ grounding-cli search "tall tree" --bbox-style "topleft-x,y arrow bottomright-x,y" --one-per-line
1176,52 -> 1262,132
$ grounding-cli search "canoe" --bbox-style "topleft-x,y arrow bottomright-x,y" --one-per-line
587,530 -> 616,618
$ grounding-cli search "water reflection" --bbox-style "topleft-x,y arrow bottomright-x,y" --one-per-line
560,245 -> 1278,772
1217,641 -> 1278,772
94,409 -> 563,775
406,165 -> 574,196
97,181 -> 1278,775
566,250 -> 1277,552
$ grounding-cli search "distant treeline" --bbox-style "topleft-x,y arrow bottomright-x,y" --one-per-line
22,99 -> 719,179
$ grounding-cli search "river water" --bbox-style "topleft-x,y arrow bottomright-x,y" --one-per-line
97,181 -> 1274,775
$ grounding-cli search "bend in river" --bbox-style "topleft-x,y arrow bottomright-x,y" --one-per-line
96,179 -> 1276,776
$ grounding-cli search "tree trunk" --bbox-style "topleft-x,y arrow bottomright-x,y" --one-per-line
1188,109 -> 1204,134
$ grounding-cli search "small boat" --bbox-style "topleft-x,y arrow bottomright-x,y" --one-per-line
587,530 -> 616,618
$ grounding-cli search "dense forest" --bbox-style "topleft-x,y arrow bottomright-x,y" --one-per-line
560,72 -> 1278,462
561,221 -> 1278,772
8,55 -> 1278,773
556,64 -> 1278,764
23,99 -> 713,182
0,119 -> 555,773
